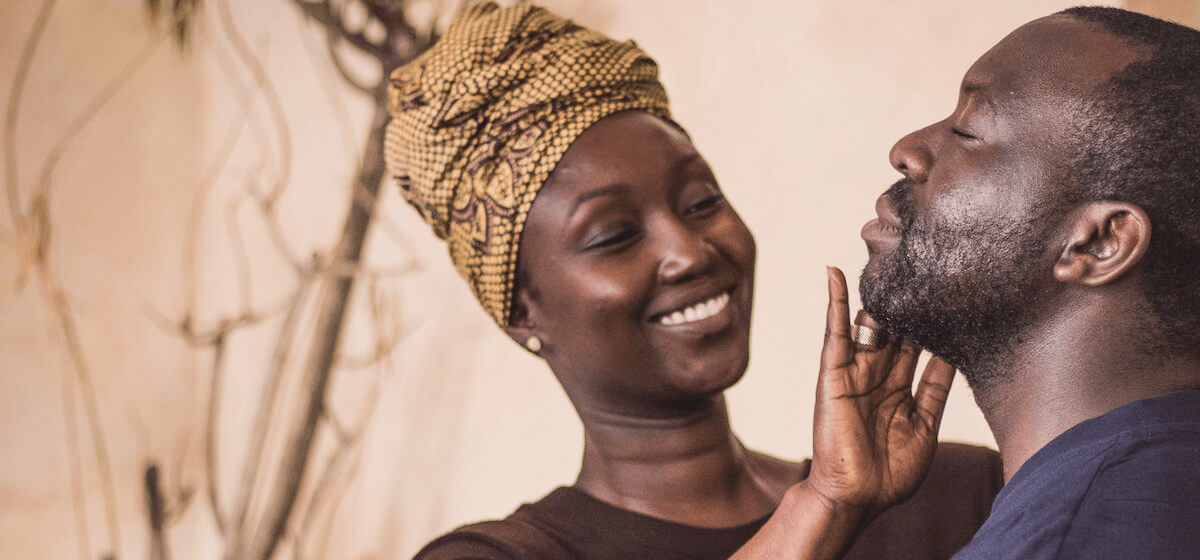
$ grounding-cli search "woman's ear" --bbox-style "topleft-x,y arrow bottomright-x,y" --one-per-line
504,286 -> 545,356
1053,202 -> 1151,287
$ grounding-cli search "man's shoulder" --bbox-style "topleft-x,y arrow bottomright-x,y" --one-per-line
1082,420 -> 1200,508
954,405 -> 1200,559
1053,426 -> 1200,558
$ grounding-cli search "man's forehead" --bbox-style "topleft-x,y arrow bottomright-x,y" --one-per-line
962,15 -> 1143,102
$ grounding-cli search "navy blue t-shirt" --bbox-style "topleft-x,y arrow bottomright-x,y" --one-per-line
953,389 -> 1200,559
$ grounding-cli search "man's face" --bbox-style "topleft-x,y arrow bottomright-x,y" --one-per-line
858,16 -> 1141,383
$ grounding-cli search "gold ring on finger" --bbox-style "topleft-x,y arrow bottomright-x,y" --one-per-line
852,324 -> 889,349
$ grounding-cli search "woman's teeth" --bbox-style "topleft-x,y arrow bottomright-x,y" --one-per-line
658,292 -> 731,326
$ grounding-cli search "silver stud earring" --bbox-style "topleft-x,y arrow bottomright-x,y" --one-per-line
525,336 -> 543,353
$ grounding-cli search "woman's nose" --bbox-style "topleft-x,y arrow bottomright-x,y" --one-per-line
656,221 -> 715,285
889,125 -> 935,183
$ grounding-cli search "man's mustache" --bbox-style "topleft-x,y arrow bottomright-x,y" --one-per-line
885,178 -> 915,228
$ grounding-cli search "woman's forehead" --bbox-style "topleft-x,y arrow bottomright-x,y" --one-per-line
541,112 -> 699,199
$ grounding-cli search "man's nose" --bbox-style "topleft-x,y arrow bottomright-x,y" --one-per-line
889,125 -> 935,183
656,220 -> 715,285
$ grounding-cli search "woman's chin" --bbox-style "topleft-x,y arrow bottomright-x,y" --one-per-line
666,350 -> 750,397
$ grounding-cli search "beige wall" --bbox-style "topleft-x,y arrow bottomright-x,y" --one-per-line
6,0 -> 1194,558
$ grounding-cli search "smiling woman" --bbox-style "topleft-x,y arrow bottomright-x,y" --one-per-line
384,3 -> 1003,559
509,112 -> 757,411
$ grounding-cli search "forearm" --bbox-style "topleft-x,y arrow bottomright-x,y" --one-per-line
729,480 -> 869,560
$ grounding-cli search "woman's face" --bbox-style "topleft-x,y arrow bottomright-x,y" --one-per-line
510,111 -> 756,417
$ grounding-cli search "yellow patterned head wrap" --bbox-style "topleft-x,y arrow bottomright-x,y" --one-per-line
384,2 -> 672,327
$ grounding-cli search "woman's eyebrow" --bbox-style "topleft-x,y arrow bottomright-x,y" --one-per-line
568,182 -> 630,218
670,152 -> 704,178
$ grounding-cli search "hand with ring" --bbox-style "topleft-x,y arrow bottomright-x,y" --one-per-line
807,266 -> 957,520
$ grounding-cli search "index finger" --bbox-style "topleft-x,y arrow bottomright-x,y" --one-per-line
821,266 -> 854,371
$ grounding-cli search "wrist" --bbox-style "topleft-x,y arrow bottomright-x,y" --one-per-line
786,480 -> 872,527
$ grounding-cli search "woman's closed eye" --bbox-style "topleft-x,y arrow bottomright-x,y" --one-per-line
684,191 -> 725,216
583,224 -> 640,250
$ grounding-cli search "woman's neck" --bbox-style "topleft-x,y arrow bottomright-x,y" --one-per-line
573,395 -> 796,527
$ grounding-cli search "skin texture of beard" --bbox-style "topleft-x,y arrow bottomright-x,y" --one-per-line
859,182 -> 1050,394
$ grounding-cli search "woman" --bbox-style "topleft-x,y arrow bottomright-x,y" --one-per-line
385,4 -> 1002,559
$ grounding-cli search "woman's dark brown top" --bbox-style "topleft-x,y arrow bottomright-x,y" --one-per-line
414,442 -> 1004,559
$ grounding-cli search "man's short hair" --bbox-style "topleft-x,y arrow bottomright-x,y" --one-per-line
1058,6 -> 1200,352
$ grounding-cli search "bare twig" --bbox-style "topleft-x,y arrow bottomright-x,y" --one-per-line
144,299 -> 293,346
205,334 -> 229,538
324,23 -> 378,94
144,462 -> 171,560
184,31 -> 272,315
253,194 -> 307,271
4,0 -> 58,227
30,1 -> 196,216
214,0 -> 293,206
295,280 -> 392,559
60,345 -> 92,560
228,273 -> 314,544
335,281 -> 407,370
292,15 -> 361,166
237,86 -> 392,560
201,24 -> 281,189
38,266 -> 122,558
224,189 -> 255,313
292,0 -> 387,58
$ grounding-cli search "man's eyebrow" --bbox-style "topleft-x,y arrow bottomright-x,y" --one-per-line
961,81 -> 997,108
568,182 -> 629,218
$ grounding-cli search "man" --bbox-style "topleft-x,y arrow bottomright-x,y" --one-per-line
858,6 -> 1200,559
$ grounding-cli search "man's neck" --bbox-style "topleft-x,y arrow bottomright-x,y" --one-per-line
968,295 -> 1200,482
572,396 -> 794,528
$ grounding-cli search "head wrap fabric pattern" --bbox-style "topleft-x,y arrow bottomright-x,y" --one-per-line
384,2 -> 672,327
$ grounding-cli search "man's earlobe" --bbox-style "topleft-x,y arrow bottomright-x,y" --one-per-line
1052,202 -> 1151,286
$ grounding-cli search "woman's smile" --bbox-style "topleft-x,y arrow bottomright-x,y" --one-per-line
653,289 -> 732,326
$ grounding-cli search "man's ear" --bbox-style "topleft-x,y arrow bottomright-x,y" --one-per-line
503,286 -> 545,356
1053,201 -> 1151,287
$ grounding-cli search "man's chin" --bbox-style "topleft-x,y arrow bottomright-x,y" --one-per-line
857,260 -> 895,320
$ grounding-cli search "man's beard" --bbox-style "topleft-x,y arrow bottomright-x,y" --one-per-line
859,180 -> 1050,393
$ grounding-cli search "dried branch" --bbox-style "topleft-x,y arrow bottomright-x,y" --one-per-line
202,23 -> 282,187
295,280 -> 392,559
144,300 -> 292,346
324,24 -> 378,94
237,87 -> 393,560
186,18 -> 269,316
253,194 -> 307,272
60,347 -> 92,560
224,190 -> 255,313
214,0 -> 293,206
144,463 -> 171,560
292,15 -> 361,166
38,266 -> 122,558
4,0 -> 58,227
228,273 -> 314,544
335,281 -> 407,370
292,0 -> 387,59
205,334 -> 229,538
30,1 -> 195,218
